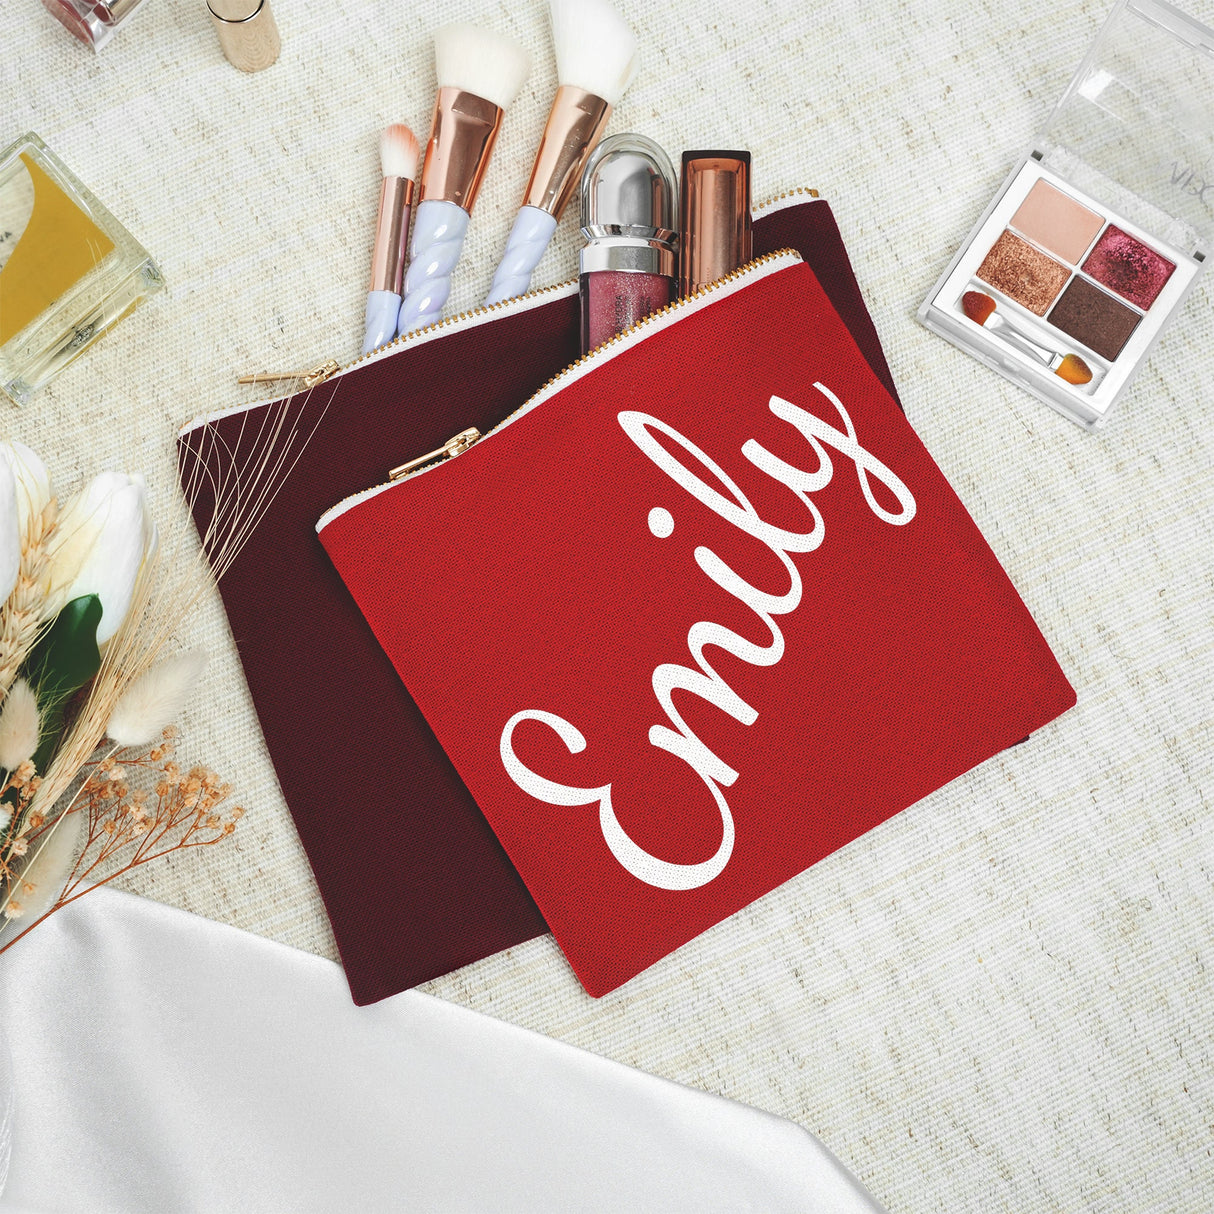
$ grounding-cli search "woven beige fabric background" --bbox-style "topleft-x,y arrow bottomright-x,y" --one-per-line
4,0 -> 1213,1209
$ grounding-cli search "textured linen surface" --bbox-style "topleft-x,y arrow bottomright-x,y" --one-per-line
0,889 -> 885,1213
1,0 -> 1212,1210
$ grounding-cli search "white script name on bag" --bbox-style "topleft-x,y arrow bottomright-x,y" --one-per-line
500,383 -> 916,891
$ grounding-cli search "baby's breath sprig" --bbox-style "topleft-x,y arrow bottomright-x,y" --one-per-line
0,727 -> 243,952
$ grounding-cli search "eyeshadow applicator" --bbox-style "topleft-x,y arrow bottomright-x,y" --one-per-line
962,291 -> 1093,386
362,124 -> 419,355
484,0 -> 638,306
397,23 -> 530,336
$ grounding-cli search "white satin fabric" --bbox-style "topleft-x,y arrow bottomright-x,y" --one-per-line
0,890 -> 884,1213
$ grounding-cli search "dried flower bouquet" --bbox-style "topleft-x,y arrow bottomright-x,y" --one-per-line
0,426 -> 287,953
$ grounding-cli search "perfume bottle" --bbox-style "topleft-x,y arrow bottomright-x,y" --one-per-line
0,133 -> 164,406
578,133 -> 677,354
40,0 -> 151,50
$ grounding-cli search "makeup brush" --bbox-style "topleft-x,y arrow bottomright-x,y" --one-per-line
362,124 -> 419,354
396,23 -> 531,336
484,0 -> 639,306
962,291 -> 1094,385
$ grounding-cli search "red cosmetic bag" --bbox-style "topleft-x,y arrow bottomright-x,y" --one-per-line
177,194 -> 908,1004
317,252 -> 1076,997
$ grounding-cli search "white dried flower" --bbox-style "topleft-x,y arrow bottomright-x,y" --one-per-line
2,810 -> 81,924
107,649 -> 207,748
0,443 -> 53,608
0,678 -> 40,771
0,442 -> 51,537
46,471 -> 155,644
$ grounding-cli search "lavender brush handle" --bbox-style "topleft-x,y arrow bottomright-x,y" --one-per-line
362,291 -> 401,355
397,199 -> 470,336
485,206 -> 559,306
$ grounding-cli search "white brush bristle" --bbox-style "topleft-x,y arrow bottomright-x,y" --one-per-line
433,22 -> 531,110
380,124 -> 420,180
549,0 -> 638,105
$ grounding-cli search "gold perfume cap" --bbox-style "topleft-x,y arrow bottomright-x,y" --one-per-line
679,151 -> 753,296
207,0 -> 280,72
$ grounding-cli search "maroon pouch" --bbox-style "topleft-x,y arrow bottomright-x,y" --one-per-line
177,195 -> 901,1005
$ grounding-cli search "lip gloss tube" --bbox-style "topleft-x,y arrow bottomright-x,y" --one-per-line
578,133 -> 677,354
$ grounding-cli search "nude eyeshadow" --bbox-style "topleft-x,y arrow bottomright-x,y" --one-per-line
1010,180 -> 1103,263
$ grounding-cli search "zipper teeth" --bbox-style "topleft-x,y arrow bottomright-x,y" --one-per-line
753,186 -> 821,216
324,189 -> 821,386
317,246 -> 802,530
338,275 -> 578,377
481,247 -> 800,444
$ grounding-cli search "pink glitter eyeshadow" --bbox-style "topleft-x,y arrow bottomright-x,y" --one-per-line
1082,226 -> 1175,310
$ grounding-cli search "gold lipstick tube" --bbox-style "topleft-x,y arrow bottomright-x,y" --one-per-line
368,176 -> 413,293
679,151 -> 753,297
207,0 -> 280,72
419,88 -> 504,213
522,86 -> 612,219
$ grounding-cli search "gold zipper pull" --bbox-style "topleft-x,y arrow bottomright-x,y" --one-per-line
237,359 -> 341,389
389,427 -> 481,481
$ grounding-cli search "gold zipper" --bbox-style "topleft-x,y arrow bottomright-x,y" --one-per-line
236,359 -> 342,389
388,427 -> 482,480
493,247 -> 801,435
754,186 -> 820,213
239,189 -> 822,396
316,247 -> 804,531
238,279 -> 578,395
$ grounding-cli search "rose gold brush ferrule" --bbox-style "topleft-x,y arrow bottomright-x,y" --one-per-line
522,86 -> 612,218
419,87 -> 504,213
679,151 -> 753,297
368,176 -> 413,293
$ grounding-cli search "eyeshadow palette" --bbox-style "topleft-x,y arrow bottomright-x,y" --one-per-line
976,180 -> 1180,358
923,161 -> 1200,421
919,0 -> 1214,430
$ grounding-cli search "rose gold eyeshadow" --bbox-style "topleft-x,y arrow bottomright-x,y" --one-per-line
1010,180 -> 1104,263
976,230 -> 1070,315
1048,277 -> 1140,361
1082,225 -> 1176,309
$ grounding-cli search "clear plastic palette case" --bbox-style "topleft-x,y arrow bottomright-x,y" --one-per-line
919,0 -> 1214,429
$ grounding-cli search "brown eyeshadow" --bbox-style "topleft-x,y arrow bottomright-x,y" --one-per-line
1048,277 -> 1140,361
975,230 -> 1070,315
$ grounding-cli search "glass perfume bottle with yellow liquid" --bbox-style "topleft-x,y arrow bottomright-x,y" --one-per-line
0,132 -> 163,406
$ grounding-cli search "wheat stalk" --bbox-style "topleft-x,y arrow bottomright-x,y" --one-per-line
0,497 -> 58,701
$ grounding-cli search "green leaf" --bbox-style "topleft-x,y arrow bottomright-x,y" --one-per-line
28,595 -> 104,703
26,594 -> 103,776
